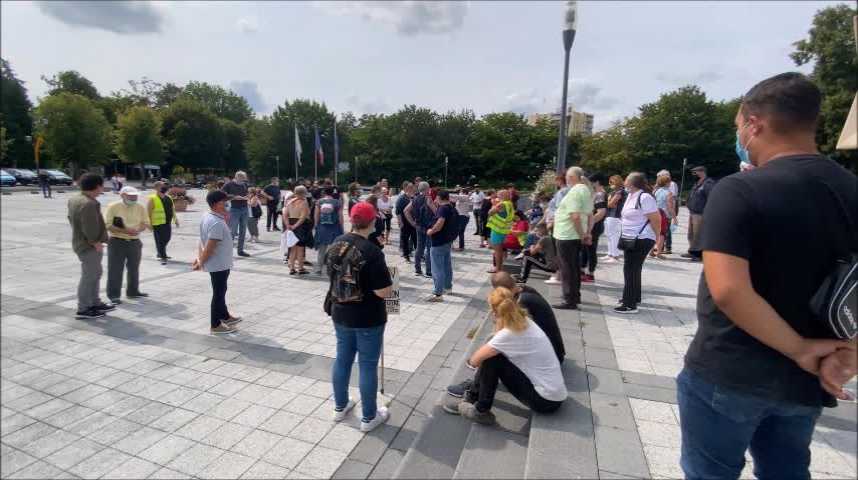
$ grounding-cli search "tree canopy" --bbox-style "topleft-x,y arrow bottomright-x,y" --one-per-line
34,93 -> 111,176
1,59 -> 33,167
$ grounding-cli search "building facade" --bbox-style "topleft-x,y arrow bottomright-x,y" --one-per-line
526,107 -> 594,136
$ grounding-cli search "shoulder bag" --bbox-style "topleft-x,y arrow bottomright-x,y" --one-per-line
617,192 -> 650,252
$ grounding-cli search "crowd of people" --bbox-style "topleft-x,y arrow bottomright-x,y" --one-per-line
63,72 -> 857,474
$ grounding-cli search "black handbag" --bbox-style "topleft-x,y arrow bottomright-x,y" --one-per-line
617,192 -> 650,252
809,182 -> 857,339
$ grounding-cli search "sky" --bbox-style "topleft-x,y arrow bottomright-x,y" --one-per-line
0,1 -> 849,131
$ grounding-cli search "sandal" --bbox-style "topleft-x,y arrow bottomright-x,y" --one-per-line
289,269 -> 297,275
298,269 -> 310,275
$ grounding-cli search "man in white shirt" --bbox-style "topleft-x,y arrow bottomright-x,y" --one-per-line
469,187 -> 485,237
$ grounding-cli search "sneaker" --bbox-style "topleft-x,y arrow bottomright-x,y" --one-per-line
544,277 -> 561,285
423,273 -> 433,278
426,294 -> 443,303
458,401 -> 496,425
447,379 -> 473,398
211,324 -> 236,334
512,274 -> 527,284
360,407 -> 390,432
333,399 -> 356,422
93,303 -> 116,312
403,256 -> 412,263
160,259 -> 168,265
108,298 -> 122,305
514,253 -> 524,260
662,249 -> 672,255
237,251 -> 251,257
224,317 -> 243,327
127,292 -> 149,298
414,271 -> 423,277
613,306 -> 639,314
680,253 -> 694,259
552,303 -> 578,310
582,273 -> 595,283
690,257 -> 702,263
75,308 -> 105,319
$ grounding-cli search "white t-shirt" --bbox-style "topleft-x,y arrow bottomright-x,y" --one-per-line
621,190 -> 658,241
469,192 -> 484,210
669,181 -> 679,198
377,196 -> 392,214
488,320 -> 568,402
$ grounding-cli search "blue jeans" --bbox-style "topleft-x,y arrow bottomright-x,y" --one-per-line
415,228 -> 432,275
430,242 -> 453,295
677,369 -> 821,480
332,323 -> 385,421
228,207 -> 248,253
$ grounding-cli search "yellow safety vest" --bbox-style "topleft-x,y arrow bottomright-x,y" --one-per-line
486,200 -> 514,234
149,194 -> 167,226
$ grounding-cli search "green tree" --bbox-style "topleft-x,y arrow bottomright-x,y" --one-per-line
466,112 -> 552,186
116,106 -> 162,188
1,59 -> 34,167
180,81 -> 253,123
791,4 -> 858,166
580,120 -> 635,176
246,116 -> 276,179
160,98 -> 224,172
41,70 -> 100,100
271,99 -> 336,181
34,93 -> 112,177
220,118 -> 247,173
154,83 -> 183,110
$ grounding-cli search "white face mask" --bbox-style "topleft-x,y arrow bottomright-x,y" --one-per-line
123,198 -> 137,206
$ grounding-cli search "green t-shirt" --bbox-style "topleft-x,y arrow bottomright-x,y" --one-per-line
553,183 -> 593,240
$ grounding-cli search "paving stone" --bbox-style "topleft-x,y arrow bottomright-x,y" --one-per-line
60,384 -> 109,404
257,388 -> 299,410
43,438 -> 104,471
166,442 -> 225,476
333,459 -> 374,480
174,414 -> 226,442
595,425 -> 650,478
231,429 -> 285,459
283,394 -> 326,416
1,412 -> 37,435
65,411 -> 120,437
295,445 -> 348,478
201,421 -> 253,450
3,421 -> 58,449
240,460 -> 291,479
149,467 -> 189,479
7,460 -> 71,479
590,392 -> 637,431
138,434 -> 197,465
197,450 -> 257,479
124,401 -> 175,426
209,378 -> 252,397
87,417 -> 143,446
113,425 -> 168,455
1,445 -> 39,478
262,436 -> 315,469
259,410 -> 304,436
149,407 -> 199,432
4,391 -> 54,411
234,404 -> 278,429
182,391 -> 228,414
368,448 -> 404,479
103,456 -> 161,479
18,428 -> 80,458
319,424 -> 366,454
68,448 -> 133,479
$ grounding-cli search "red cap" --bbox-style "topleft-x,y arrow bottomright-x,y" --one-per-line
350,202 -> 377,225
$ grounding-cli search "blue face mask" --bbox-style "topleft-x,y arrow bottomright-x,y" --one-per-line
735,132 -> 750,165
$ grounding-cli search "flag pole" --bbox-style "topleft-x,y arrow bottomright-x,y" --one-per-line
294,123 -> 299,183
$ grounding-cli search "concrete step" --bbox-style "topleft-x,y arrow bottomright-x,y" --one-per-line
453,423 -> 529,479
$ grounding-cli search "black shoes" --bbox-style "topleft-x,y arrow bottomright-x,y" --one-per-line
127,292 -> 149,298
108,298 -> 122,305
75,308 -> 105,319
512,274 -> 527,284
613,306 -> 639,314
93,303 -> 116,312
447,379 -> 474,398
237,251 -> 251,257
553,303 -> 579,310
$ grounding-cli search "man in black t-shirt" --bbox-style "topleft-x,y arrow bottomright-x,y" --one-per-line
263,178 -> 281,231
327,202 -> 393,433
680,72 -> 857,479
396,182 -> 417,262
682,165 -> 715,261
426,191 -> 458,302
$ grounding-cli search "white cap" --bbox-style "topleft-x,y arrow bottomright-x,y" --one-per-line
120,186 -> 139,195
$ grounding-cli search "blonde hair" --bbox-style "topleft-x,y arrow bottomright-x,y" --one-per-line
488,287 -> 529,332
655,175 -> 670,188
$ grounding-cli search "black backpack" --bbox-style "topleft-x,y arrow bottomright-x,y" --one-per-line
324,234 -> 367,315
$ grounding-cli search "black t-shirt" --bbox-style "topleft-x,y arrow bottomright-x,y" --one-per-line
607,189 -> 626,219
518,285 -> 566,363
687,177 -> 715,214
263,185 -> 281,206
685,155 -> 858,408
430,204 -> 458,246
162,195 -> 174,224
592,191 -> 607,236
369,216 -> 385,249
331,234 -> 393,329
223,181 -> 249,208
395,194 -> 411,218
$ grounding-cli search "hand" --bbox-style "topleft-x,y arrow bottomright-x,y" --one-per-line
582,234 -> 592,246
819,347 -> 858,400
94,242 -> 104,253
191,258 -> 201,271
789,338 -> 852,376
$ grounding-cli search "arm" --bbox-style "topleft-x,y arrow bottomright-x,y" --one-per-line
314,203 -> 321,227
704,251 -> 850,375
404,202 -> 417,228
819,341 -> 858,399
427,216 -> 445,236
607,191 -> 621,209
646,211 -> 662,238
192,238 -> 220,270
147,198 -> 155,225
373,285 -> 393,299
468,344 -> 500,369
592,207 -> 607,225
81,203 -> 107,252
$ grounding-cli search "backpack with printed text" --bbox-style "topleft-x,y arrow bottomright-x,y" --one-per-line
324,234 -> 367,314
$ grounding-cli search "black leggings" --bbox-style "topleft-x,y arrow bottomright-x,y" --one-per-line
383,213 -> 392,233
209,270 -> 230,328
579,231 -> 602,274
520,254 -> 554,280
152,224 -> 172,259
266,204 -> 280,230
621,238 -> 655,308
468,355 -> 563,414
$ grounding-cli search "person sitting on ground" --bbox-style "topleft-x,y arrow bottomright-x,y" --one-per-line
444,287 -> 567,424
513,223 -> 558,284
503,211 -> 530,254
492,271 -> 565,362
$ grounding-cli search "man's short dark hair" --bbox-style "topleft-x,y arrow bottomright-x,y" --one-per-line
741,72 -> 821,134
79,173 -> 103,191
589,172 -> 606,186
438,190 -> 450,201
207,190 -> 228,207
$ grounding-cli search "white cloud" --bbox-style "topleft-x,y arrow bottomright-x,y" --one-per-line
344,95 -> 391,115
236,16 -> 259,34
315,1 -> 469,36
37,1 -> 166,34
230,80 -> 267,113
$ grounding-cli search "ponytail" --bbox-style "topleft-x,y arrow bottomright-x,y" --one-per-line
488,287 -> 529,332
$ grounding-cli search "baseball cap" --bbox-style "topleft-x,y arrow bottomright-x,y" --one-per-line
690,165 -> 706,172
350,202 -> 376,225
120,186 -> 139,195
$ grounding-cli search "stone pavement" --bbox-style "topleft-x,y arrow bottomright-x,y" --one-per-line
2,189 -> 856,479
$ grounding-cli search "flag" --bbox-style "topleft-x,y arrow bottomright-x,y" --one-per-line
314,126 -> 324,166
294,125 -> 302,166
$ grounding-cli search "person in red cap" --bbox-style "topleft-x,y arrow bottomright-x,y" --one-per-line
324,201 -> 394,432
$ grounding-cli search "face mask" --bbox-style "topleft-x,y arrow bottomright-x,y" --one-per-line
160,187 -> 169,193
735,122 -> 755,166
123,199 -> 137,206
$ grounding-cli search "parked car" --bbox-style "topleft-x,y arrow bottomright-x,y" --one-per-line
0,170 -> 17,187
6,168 -> 37,185
45,169 -> 74,185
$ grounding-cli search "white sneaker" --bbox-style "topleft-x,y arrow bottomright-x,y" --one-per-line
360,406 -> 389,432
544,277 -> 561,285
601,256 -> 617,263
444,288 -> 452,295
426,294 -> 443,303
514,253 -> 524,260
333,399 -> 356,422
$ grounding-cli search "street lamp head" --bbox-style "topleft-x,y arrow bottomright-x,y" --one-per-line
564,1 -> 578,32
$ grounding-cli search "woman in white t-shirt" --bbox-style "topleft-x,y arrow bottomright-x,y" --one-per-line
616,172 -> 663,314
443,287 -> 567,424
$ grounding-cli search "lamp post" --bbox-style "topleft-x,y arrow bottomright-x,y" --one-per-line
556,0 -> 578,175
444,155 -> 449,188
275,155 -> 280,179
